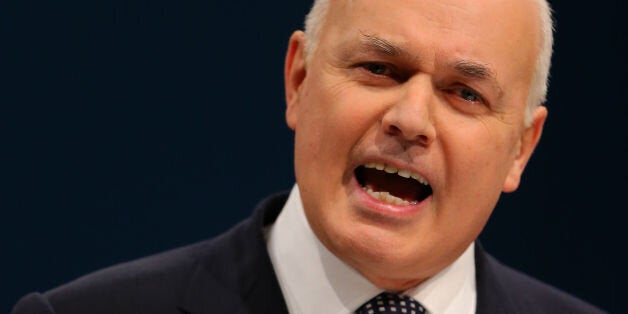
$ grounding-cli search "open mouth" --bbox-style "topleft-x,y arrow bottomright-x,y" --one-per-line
355,163 -> 432,206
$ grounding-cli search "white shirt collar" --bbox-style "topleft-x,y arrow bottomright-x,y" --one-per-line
266,185 -> 476,314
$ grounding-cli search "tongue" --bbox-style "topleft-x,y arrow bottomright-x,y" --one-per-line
360,167 -> 423,202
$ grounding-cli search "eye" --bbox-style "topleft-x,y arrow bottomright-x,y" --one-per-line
362,62 -> 389,76
452,86 -> 485,104
460,88 -> 479,101
355,62 -> 406,83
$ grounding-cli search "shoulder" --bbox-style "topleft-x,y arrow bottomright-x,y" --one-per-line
12,192 -> 290,314
476,245 -> 607,314
12,237 -> 218,314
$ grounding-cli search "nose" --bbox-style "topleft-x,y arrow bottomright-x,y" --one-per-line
381,75 -> 436,146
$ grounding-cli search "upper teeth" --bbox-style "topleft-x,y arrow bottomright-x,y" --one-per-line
364,163 -> 429,186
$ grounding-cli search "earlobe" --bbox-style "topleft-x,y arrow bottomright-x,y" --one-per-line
502,106 -> 548,192
284,31 -> 308,131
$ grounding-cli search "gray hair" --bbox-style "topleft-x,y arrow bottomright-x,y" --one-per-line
302,0 -> 554,125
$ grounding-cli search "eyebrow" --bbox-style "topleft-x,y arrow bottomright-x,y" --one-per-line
453,60 -> 494,80
358,32 -> 404,57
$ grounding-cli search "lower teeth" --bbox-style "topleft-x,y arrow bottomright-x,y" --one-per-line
363,186 -> 417,206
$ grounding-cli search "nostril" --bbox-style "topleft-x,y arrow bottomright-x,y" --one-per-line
417,134 -> 429,144
386,124 -> 402,136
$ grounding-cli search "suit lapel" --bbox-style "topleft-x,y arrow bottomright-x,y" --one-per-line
474,242 -> 520,314
178,193 -> 290,314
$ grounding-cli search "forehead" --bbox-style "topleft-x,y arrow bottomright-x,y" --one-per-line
323,0 -> 540,46
319,0 -> 540,95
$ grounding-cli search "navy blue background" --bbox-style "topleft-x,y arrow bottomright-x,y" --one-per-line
1,0 -> 624,312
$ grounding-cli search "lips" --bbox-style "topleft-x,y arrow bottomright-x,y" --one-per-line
355,163 -> 432,206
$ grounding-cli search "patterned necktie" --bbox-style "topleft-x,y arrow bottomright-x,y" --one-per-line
355,292 -> 427,314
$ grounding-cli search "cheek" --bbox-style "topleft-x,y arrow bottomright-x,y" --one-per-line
438,116 -> 518,202
300,80 -> 383,153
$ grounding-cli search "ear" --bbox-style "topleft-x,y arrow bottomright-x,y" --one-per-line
284,31 -> 308,131
502,106 -> 548,192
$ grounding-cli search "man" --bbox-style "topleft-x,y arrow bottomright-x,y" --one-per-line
12,0 -> 606,313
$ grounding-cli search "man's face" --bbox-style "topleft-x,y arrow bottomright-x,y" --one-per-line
284,0 -> 547,289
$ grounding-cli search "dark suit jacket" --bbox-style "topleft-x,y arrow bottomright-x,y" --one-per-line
12,192 -> 605,314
